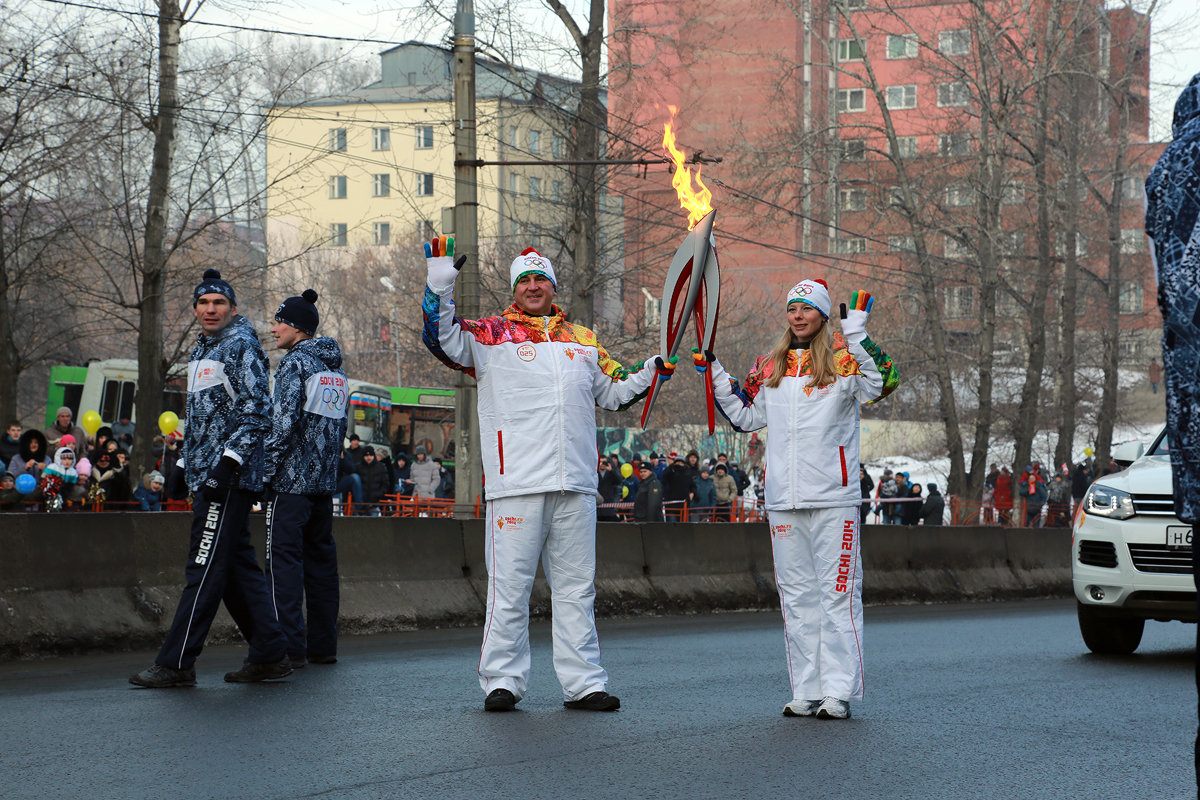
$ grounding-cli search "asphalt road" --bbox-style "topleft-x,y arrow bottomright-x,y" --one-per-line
1,599 -> 1194,800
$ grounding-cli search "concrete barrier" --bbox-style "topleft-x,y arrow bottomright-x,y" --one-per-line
0,514 -> 1071,659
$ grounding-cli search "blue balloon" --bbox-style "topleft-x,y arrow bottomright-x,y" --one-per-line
15,473 -> 37,495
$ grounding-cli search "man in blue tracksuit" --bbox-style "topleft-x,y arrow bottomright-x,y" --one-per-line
263,289 -> 347,666
130,269 -> 291,688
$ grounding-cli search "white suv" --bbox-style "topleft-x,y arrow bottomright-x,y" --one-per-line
1072,427 -> 1196,654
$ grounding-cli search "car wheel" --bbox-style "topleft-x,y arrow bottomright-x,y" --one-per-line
1077,603 -> 1145,655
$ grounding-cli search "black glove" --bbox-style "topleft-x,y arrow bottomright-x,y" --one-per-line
167,463 -> 188,500
204,455 -> 241,492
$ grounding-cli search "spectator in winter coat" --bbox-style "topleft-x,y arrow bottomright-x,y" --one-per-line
0,472 -> 22,510
920,483 -> 944,525
859,466 -> 874,522
112,416 -> 135,448
875,468 -> 896,522
44,407 -> 86,459
994,466 -> 1014,526
597,458 -> 621,521
409,445 -> 440,498
1046,474 -> 1071,527
435,460 -> 455,499
357,447 -> 391,510
633,462 -> 663,522
0,421 -> 23,466
902,482 -> 923,526
690,467 -> 717,520
620,465 -> 639,502
662,454 -> 693,515
1019,467 -> 1047,527
8,429 -> 49,481
133,470 -> 165,511
712,463 -> 738,521
38,446 -> 79,510
1070,462 -> 1091,513
89,426 -> 114,463
393,453 -> 413,495
93,450 -> 132,505
343,434 -> 366,474
888,472 -> 909,525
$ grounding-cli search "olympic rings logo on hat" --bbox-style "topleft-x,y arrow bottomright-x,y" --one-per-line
523,255 -> 547,269
796,284 -> 813,296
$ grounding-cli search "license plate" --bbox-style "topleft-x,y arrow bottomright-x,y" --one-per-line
1166,525 -> 1193,549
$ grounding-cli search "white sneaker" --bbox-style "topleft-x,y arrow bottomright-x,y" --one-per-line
782,699 -> 820,717
815,696 -> 850,719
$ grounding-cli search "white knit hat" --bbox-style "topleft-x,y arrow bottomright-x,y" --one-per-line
785,278 -> 831,319
509,248 -> 557,292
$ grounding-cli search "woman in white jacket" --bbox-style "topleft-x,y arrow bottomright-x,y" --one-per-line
696,279 -> 898,719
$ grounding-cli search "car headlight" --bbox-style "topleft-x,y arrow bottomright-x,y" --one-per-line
1083,484 -> 1135,520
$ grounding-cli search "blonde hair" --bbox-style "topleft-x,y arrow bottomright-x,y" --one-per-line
763,318 -> 837,389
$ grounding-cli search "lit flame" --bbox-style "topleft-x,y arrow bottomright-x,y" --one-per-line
663,106 -> 713,230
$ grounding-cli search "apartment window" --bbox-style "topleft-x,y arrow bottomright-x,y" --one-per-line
996,231 -> 1023,258
529,129 -> 541,155
839,188 -> 867,211
418,220 -> 436,240
838,38 -> 865,62
372,174 -> 390,197
939,29 -> 971,56
329,223 -> 347,247
508,126 -> 518,147
328,175 -> 347,199
1119,281 -> 1143,314
417,173 -> 434,196
840,138 -> 867,161
938,82 -> 970,107
888,186 -> 907,208
885,85 -> 917,110
886,34 -> 918,59
1121,228 -> 1145,254
944,234 -> 970,258
840,0 -> 866,7
891,136 -> 919,159
509,173 -> 520,195
944,285 -> 976,318
1120,175 -> 1142,202
889,235 -> 915,252
1001,182 -> 1025,205
529,177 -> 541,201
372,127 -> 391,151
1056,179 -> 1087,204
415,125 -> 434,149
1098,30 -> 1111,78
837,88 -> 866,113
553,180 -> 563,203
945,184 -> 974,207
836,237 -> 867,254
939,132 -> 970,157
373,222 -> 391,246
328,128 -> 346,152
642,288 -> 661,327
1055,232 -> 1089,257
552,135 -> 563,159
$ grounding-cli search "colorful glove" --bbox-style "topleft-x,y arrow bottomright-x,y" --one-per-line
653,354 -> 679,381
424,235 -> 466,293
839,291 -> 874,343
691,347 -> 715,374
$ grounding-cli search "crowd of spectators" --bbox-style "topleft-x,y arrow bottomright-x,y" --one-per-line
335,435 -> 454,513
596,450 -> 755,522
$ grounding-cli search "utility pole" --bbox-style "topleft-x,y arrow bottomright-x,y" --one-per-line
453,0 -> 482,516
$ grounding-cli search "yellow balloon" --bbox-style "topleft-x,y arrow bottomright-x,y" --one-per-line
1083,447 -> 1094,457
620,463 -> 633,478
80,410 -> 102,436
158,411 -> 179,436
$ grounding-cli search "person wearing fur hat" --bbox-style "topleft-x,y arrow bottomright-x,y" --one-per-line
8,429 -> 49,481
422,235 -> 676,713
698,278 -> 899,721
92,449 -> 131,505
263,288 -> 349,664
131,268 -> 291,689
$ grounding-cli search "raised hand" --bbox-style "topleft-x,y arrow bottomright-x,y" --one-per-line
839,290 -> 874,342
424,235 -> 466,292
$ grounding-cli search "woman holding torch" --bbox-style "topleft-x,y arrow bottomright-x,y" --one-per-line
695,279 -> 898,719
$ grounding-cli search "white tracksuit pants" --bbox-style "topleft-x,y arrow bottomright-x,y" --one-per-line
769,506 -> 865,702
478,491 -> 607,701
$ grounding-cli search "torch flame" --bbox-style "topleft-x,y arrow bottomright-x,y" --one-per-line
663,106 -> 713,230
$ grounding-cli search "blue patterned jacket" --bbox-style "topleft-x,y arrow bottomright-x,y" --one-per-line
264,337 -> 349,496
1146,73 -> 1200,523
182,315 -> 270,492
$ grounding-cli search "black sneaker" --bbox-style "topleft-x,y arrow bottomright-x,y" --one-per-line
563,691 -> 620,711
286,656 -> 306,670
223,659 -> 293,683
307,654 -> 338,665
129,664 -> 196,688
484,688 -> 517,712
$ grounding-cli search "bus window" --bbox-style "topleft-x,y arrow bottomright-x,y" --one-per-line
349,392 -> 392,451
59,383 -> 83,422
162,375 -> 186,420
100,379 -> 136,423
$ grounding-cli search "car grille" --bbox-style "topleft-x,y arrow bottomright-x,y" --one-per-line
1128,543 -> 1194,575
1132,494 -> 1177,516
1078,540 -> 1118,568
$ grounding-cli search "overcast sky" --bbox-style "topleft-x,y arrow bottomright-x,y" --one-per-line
212,0 -> 1198,141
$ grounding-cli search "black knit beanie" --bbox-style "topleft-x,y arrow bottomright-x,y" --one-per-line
193,268 -> 237,307
274,289 -> 320,335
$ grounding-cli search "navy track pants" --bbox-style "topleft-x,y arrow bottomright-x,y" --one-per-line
156,486 -> 286,670
265,492 -> 339,660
